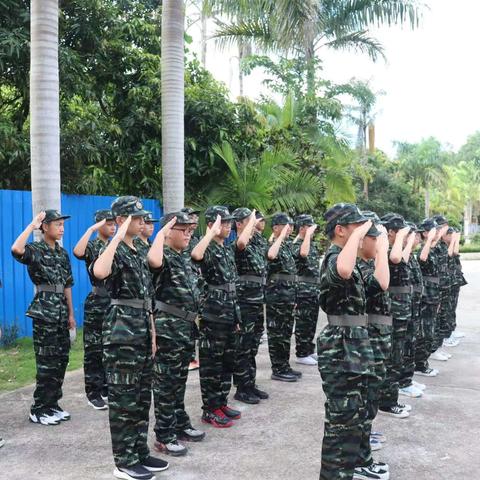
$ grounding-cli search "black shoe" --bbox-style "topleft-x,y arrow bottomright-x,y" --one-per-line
234,389 -> 260,404
113,464 -> 154,480
252,385 -> 269,399
141,455 -> 170,472
271,372 -> 297,382
287,368 -> 302,378
88,397 -> 108,410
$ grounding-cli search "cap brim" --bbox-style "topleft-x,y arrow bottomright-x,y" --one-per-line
44,215 -> 71,222
129,210 -> 150,217
366,226 -> 381,237
145,219 -> 160,223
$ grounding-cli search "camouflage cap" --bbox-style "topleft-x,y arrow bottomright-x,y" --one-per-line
161,211 -> 197,226
181,207 -> 201,216
204,205 -> 234,222
432,214 -> 448,226
406,221 -> 419,233
271,212 -> 294,226
43,209 -> 71,223
111,196 -> 149,217
446,226 -> 455,234
417,218 -> 437,233
361,210 -> 381,223
232,207 -> 252,221
324,203 -> 367,233
380,213 -> 408,231
366,224 -> 381,237
94,209 -> 115,223
295,214 -> 315,227
144,212 -> 159,223
255,210 -> 265,220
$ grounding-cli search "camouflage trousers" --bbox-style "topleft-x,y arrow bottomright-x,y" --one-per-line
153,316 -> 195,443
379,319 -> 408,409
266,302 -> 295,374
446,286 -> 460,336
399,292 -> 422,388
83,294 -> 109,401
233,302 -> 264,391
414,301 -> 440,371
31,316 -> 70,415
434,288 -> 451,350
319,371 -> 369,480
199,321 -> 237,410
294,300 -> 319,358
358,363 -> 386,468
104,344 -> 152,468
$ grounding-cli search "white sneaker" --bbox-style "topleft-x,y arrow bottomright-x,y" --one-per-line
443,337 -> 459,347
295,355 -> 317,366
354,464 -> 390,479
397,402 -> 412,412
399,385 -> 423,398
29,411 -> 60,426
51,407 -> 71,421
438,349 -> 452,359
379,405 -> 409,418
0,437 -> 5,448
452,330 -> 466,339
415,367 -> 438,377
430,351 -> 448,362
412,380 -> 426,391
370,437 -> 383,451
309,353 -> 318,361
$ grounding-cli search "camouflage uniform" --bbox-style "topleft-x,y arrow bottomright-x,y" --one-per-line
94,197 -> 154,469
265,214 -> 297,376
433,239 -> 450,350
379,215 -> 412,411
152,228 -> 201,444
449,253 -> 467,334
415,222 -> 441,372
13,237 -> 73,416
292,215 -> 321,359
195,207 -> 240,411
74,210 -> 114,402
133,237 -> 151,258
399,248 -> 423,388
232,208 -> 267,393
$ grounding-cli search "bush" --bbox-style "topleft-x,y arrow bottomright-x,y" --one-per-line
460,243 -> 480,253
0,324 -> 19,348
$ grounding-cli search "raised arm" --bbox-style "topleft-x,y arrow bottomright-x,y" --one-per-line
402,231 -> 416,263
191,215 -> 222,261
419,228 -> 436,262
148,217 -> 177,269
374,226 -> 390,291
300,225 -> 317,258
389,227 -> 410,264
11,212 -> 45,256
237,211 -> 257,251
73,219 -> 106,259
336,221 -> 372,279
267,224 -> 289,260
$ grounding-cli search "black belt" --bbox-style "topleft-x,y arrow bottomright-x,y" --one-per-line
327,314 -> 368,327
92,286 -> 109,297
297,275 -> 320,285
423,276 -> 439,284
238,275 -> 266,285
111,298 -> 152,311
368,314 -> 393,326
270,274 -> 297,283
155,301 -> 197,322
36,284 -> 64,294
208,283 -> 236,293
389,286 -> 413,294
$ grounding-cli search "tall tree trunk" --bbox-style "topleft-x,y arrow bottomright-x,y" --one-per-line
161,0 -> 185,213
424,187 -> 430,217
238,42 -> 245,97
464,200 -> 472,244
30,0 -> 61,224
200,2 -> 207,67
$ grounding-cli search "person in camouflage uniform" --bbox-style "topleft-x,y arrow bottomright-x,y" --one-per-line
356,211 -> 391,475
147,211 -> 206,456
378,213 -> 414,418
73,209 -> 116,410
292,214 -> 321,367
266,213 -> 300,382
414,219 -> 442,376
449,229 -> 467,338
191,206 -> 242,428
12,210 -> 76,426
92,196 -> 168,480
231,207 -> 269,404
317,203 -> 388,480
133,212 -> 158,258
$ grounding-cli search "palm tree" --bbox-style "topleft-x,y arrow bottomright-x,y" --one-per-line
162,0 -> 185,213
30,0 -> 61,220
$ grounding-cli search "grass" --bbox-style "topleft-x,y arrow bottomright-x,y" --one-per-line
0,328 -> 84,393
460,244 -> 480,253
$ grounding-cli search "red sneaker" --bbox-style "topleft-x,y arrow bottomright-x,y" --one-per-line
220,405 -> 241,420
201,409 -> 233,428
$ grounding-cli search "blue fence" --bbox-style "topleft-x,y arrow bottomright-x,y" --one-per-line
0,190 -> 162,338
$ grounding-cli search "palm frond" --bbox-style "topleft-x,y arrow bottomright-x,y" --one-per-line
322,30 -> 386,62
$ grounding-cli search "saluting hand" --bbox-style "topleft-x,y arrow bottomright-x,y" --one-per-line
208,215 -> 222,237
160,217 -> 177,238
377,225 -> 389,252
114,215 -> 132,242
279,224 -> 290,240
90,219 -> 106,232
407,231 -> 416,245
355,220 -> 373,239
397,226 -> 411,238
30,211 -> 46,230
427,228 -> 437,242
307,224 -> 317,237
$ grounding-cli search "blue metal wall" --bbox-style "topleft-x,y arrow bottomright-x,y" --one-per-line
0,190 -> 162,338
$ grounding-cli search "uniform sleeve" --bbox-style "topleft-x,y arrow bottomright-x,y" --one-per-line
63,251 -> 75,288
364,273 -> 383,296
89,246 -> 122,281
12,243 -> 37,265
323,253 -> 346,286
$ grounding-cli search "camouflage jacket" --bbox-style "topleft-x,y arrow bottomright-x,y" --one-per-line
317,245 -> 373,375
12,240 -> 74,321
408,252 -> 423,290
434,241 -> 450,289
234,235 -> 267,304
75,237 -> 108,287
94,241 -> 153,346
194,239 -> 240,325
453,254 -> 467,287
292,237 -> 321,301
357,258 -> 392,362
417,245 -> 440,304
265,237 -> 297,305
388,251 -> 412,320
133,237 -> 151,259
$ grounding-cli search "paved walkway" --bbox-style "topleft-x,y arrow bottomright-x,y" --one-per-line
1,261 -> 480,480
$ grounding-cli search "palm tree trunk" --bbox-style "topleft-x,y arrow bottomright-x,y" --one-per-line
161,0 -> 185,213
464,200 -> 472,244
200,2 -> 207,67
30,0 -> 61,223
424,187 -> 430,217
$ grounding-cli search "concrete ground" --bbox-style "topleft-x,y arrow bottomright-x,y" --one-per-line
1,261 -> 480,480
